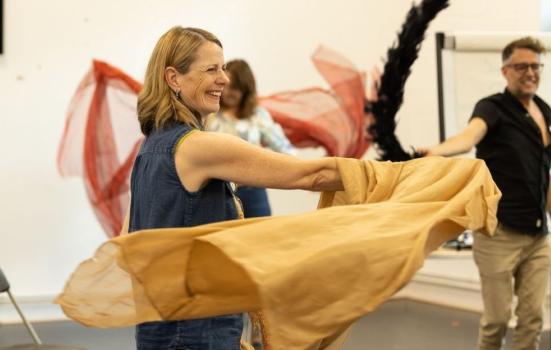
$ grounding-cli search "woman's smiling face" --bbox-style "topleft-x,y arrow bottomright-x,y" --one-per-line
177,41 -> 230,118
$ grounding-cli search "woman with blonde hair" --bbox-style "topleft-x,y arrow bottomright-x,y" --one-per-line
126,26 -> 343,349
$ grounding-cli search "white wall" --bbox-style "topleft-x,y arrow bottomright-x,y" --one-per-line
543,0 -> 551,31
0,0 -> 541,302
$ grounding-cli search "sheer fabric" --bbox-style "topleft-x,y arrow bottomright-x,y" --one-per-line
57,60 -> 143,237
57,48 -> 373,237
56,157 -> 500,349
260,46 -> 372,158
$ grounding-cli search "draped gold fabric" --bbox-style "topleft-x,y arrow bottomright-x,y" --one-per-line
56,157 -> 500,349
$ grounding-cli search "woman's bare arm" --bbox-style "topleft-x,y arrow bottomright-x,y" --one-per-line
175,131 -> 343,192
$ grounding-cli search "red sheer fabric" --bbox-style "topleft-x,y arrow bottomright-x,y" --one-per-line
57,61 -> 143,238
57,49 -> 373,237
260,46 -> 372,158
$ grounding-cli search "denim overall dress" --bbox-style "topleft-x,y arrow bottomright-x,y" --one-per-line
129,122 -> 243,350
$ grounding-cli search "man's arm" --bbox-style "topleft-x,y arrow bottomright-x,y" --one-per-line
420,117 -> 488,157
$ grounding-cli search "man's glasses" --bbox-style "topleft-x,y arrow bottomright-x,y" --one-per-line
505,63 -> 544,74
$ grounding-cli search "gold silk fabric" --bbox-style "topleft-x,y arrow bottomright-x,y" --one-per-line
56,157 -> 500,349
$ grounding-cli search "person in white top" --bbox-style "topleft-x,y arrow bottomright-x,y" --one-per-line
208,59 -> 296,218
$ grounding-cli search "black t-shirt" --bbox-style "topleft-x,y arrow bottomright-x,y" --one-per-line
471,89 -> 551,234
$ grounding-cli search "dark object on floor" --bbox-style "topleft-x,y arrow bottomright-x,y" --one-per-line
443,239 -> 472,251
443,231 -> 473,251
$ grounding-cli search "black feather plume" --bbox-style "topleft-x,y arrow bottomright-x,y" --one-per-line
369,0 -> 449,161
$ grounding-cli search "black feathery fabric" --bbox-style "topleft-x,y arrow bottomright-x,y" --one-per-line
368,0 -> 449,161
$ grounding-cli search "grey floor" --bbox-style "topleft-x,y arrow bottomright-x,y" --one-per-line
0,300 -> 549,350
345,300 -> 550,350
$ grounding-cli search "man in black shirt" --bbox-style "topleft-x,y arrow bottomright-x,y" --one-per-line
420,37 -> 550,350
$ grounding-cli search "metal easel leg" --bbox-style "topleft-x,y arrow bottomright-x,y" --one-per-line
6,290 -> 42,345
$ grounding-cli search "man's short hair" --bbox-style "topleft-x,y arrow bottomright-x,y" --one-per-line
502,37 -> 545,62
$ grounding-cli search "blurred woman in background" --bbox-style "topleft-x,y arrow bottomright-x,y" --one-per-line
208,59 -> 296,218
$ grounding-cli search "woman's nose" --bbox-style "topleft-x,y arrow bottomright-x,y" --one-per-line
218,70 -> 230,84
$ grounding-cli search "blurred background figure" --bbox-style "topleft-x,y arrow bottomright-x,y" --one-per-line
208,59 -> 296,218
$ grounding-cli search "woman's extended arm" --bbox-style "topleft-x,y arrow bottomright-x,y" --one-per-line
175,131 -> 343,193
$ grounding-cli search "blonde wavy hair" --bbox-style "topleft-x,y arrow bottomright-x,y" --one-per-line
138,26 -> 223,136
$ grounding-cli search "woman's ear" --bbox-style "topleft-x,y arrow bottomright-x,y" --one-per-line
165,66 -> 180,92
